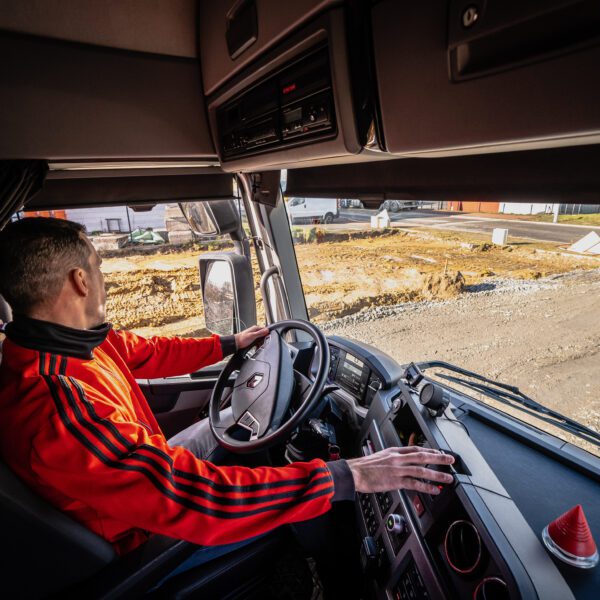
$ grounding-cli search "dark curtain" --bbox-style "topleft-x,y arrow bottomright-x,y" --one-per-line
0,161 -> 48,227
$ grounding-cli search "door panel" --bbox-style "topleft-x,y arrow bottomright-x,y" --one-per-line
138,362 -> 232,439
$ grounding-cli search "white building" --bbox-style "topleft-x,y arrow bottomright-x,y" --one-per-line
66,205 -> 166,233
500,202 -> 555,215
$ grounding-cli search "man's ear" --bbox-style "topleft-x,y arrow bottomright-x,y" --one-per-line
69,267 -> 89,297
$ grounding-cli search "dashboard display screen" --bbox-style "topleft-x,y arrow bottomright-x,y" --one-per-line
335,352 -> 368,398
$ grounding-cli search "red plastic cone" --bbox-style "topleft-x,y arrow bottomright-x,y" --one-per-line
542,505 -> 598,569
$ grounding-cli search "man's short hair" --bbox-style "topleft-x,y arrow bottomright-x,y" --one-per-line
0,217 -> 91,315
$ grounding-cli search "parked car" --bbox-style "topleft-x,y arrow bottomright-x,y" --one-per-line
378,199 -> 419,212
339,198 -> 364,209
286,197 -> 340,224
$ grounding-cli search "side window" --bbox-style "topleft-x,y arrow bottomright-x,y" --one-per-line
40,202 -> 258,338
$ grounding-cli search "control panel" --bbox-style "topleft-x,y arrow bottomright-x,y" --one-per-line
326,337 -> 575,599
216,45 -> 336,160
354,377 -> 565,599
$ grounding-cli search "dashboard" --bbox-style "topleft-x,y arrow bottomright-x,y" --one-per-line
325,337 -> 578,600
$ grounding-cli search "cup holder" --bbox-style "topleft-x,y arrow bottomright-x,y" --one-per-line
473,577 -> 510,600
444,519 -> 483,575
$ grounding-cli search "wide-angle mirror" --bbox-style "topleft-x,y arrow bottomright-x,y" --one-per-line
199,252 -> 257,335
179,199 -> 241,236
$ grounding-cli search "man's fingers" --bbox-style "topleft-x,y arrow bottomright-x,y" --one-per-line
400,466 -> 454,484
347,446 -> 456,494
406,479 -> 442,495
386,450 -> 454,466
391,445 -> 442,455
248,327 -> 269,338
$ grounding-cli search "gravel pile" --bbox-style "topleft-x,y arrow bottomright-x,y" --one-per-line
322,276 -> 550,331
321,267 -> 600,455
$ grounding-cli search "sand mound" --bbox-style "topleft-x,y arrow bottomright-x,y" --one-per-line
420,271 -> 465,299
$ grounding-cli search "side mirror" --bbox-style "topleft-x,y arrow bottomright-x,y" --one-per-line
179,199 -> 241,236
199,252 -> 257,335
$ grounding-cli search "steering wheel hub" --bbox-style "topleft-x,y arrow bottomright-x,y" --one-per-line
209,320 -> 330,453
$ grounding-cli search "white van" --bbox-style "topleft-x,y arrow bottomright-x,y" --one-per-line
286,197 -> 340,224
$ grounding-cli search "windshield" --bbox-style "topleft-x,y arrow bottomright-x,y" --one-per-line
283,191 -> 600,457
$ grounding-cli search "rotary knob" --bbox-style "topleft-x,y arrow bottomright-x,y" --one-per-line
386,513 -> 407,535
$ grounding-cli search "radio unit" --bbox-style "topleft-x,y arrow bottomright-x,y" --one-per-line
217,45 -> 336,160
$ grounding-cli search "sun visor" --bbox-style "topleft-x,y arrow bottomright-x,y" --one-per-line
0,32 -> 216,161
286,146 -> 600,206
27,172 -> 235,211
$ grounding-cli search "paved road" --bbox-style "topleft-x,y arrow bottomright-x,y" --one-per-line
334,209 -> 600,245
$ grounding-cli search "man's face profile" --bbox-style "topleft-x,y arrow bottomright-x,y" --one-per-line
82,236 -> 107,327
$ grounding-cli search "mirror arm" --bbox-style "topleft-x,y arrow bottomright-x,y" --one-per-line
230,224 -> 251,259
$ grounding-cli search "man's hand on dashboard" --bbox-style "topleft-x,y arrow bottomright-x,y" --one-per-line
234,325 -> 270,350
346,446 -> 455,495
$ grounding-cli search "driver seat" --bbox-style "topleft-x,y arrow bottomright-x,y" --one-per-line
0,459 -> 288,599
0,457 -> 200,598
0,297 -> 292,598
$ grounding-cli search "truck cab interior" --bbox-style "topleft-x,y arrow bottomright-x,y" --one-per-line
1,1 -> 599,598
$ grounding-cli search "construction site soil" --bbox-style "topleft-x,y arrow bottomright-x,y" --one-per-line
101,228 -> 599,455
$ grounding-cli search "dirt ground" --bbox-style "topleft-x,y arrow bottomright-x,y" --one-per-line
102,228 -> 598,334
324,268 -> 600,457
293,228 -> 597,321
100,228 -> 599,455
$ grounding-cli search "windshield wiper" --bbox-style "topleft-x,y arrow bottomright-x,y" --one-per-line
416,361 -> 600,449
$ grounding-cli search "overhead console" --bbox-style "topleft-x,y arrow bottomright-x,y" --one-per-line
371,0 -> 600,156
217,44 -> 336,161
199,2 -> 374,172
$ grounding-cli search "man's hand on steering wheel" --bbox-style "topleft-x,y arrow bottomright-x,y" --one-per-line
234,325 -> 270,350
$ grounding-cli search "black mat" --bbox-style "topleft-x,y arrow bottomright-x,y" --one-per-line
461,414 -> 599,600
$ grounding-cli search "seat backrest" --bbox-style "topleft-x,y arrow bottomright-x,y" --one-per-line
0,461 -> 116,598
0,294 -> 11,364
0,293 -> 11,324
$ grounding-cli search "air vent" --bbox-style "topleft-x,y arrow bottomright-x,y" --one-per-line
444,519 -> 484,575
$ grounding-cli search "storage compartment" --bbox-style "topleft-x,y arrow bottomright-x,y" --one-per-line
198,0 -> 339,96
207,8 -> 364,171
0,33 -> 216,160
371,0 -> 600,156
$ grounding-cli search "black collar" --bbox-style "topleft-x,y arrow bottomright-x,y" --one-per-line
6,316 -> 112,359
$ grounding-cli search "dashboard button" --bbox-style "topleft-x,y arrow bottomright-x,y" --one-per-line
386,513 -> 407,534
412,494 -> 425,517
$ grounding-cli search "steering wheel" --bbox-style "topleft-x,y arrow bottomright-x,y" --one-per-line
209,319 -> 330,453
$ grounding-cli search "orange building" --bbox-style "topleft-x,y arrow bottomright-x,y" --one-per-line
447,201 -> 500,213
23,210 -> 67,219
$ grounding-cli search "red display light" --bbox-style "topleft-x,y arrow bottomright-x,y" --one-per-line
282,83 -> 297,95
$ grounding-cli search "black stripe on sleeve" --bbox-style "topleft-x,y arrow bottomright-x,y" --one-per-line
39,352 -> 47,376
67,375 -> 329,496
47,375 -> 333,514
49,354 -> 57,376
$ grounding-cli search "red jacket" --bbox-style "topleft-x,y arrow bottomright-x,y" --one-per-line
0,317 -> 338,554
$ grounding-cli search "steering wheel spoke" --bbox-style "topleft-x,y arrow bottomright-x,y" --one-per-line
209,320 -> 330,453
